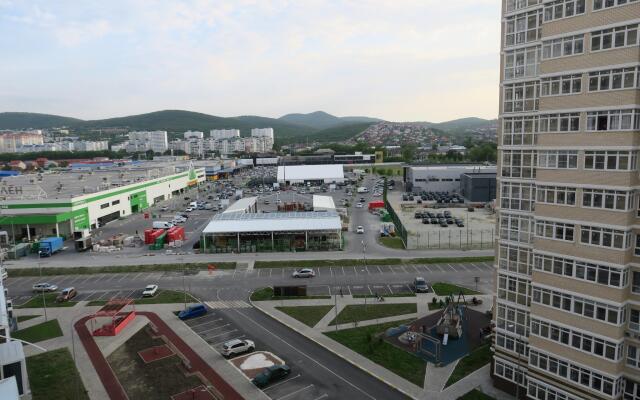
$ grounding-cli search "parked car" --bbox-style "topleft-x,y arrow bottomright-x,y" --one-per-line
142,284 -> 159,297
32,283 -> 58,292
356,226 -> 365,234
292,268 -> 315,278
185,207 -> 195,212
252,365 -> 291,388
413,277 -> 429,293
160,206 -> 169,212
355,203 -> 364,208
56,287 -> 77,302
221,338 -> 255,358
178,304 -> 207,320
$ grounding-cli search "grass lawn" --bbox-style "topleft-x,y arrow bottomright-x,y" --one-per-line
329,303 -> 417,325
12,319 -> 63,344
379,237 -> 405,249
86,289 -> 198,306
16,293 -> 77,308
353,293 -> 415,299
431,282 -> 480,296
458,389 -> 496,400
446,344 -> 492,387
254,256 -> 493,269
27,348 -> 89,400
276,305 -> 334,327
17,315 -> 40,322
325,320 -> 425,387
7,262 -> 236,277
250,287 -> 331,302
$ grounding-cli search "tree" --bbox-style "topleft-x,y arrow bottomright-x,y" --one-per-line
401,144 -> 417,162
468,142 -> 497,162
145,149 -> 155,160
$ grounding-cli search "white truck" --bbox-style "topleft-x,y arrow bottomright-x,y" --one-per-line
357,187 -> 369,193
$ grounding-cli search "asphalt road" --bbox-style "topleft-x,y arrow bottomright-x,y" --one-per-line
7,262 -> 494,400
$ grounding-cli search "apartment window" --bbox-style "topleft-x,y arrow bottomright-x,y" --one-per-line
498,243 -> 532,275
584,151 -> 638,171
580,225 -> 631,249
111,199 -> 120,206
542,35 -> 584,59
505,9 -> 542,47
536,219 -> 575,241
592,24 -> 639,51
537,150 -> 578,169
100,203 -> 109,209
502,116 -> 537,145
495,332 -> 528,357
541,74 -> 582,96
632,271 -> 640,293
536,185 -> 576,206
503,81 -> 539,113
534,253 -> 627,288
504,46 -> 540,80
498,273 -> 531,306
532,285 -> 626,325
500,181 -> 535,212
501,150 -> 536,179
531,318 -> 622,361
582,188 -> 632,210
496,303 -> 529,336
506,0 -> 541,12
594,0 -> 639,10
494,358 -> 526,386
629,345 -> 640,369
544,0 -> 585,21
538,113 -> 580,133
631,309 -> 640,332
529,349 -> 623,396
586,109 -> 640,131
500,213 -> 534,244
528,379 -> 582,400
588,67 -> 639,92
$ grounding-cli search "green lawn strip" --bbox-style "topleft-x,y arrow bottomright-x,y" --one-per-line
275,305 -> 334,327
86,289 -> 199,306
27,347 -> 90,400
17,315 -> 40,322
254,256 -> 493,269
379,237 -> 405,249
353,293 -> 415,298
7,262 -> 236,277
16,293 -> 77,308
457,389 -> 496,400
431,282 -> 480,296
325,319 -> 425,387
12,319 -> 63,344
329,303 -> 417,326
250,287 -> 331,302
445,344 -> 492,388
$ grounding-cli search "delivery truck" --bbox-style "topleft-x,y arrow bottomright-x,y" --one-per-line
39,237 -> 64,257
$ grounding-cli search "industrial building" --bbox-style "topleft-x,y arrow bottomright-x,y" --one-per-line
0,162 -> 205,241
404,165 -> 496,193
277,164 -> 345,185
459,172 -> 496,203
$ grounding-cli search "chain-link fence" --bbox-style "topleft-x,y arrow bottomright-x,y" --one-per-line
405,229 -> 495,250
383,178 -> 407,247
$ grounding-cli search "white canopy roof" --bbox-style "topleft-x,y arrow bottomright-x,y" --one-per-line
313,195 -> 335,210
203,211 -> 341,234
223,196 -> 257,214
277,164 -> 344,181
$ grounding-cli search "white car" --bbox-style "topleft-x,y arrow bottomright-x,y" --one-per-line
32,283 -> 58,292
355,203 -> 364,208
185,207 -> 195,212
356,226 -> 365,234
161,206 -> 169,212
172,216 -> 187,224
142,284 -> 159,297
292,268 -> 316,278
221,338 -> 255,357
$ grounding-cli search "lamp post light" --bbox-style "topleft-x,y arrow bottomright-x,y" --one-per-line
362,240 -> 367,310
38,251 -> 47,322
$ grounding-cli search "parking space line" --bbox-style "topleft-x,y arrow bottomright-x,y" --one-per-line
94,291 -> 110,301
313,394 -> 329,400
353,266 -> 358,276
341,266 -> 345,275
410,265 -> 419,273
123,289 -> 137,298
117,274 -> 129,282
471,263 -> 483,271
133,272 -> 143,280
447,264 -> 456,271
277,384 -> 314,400
197,323 -> 231,335
401,265 -> 408,273
435,265 -> 444,272
206,329 -> 237,339
367,285 -> 373,295
262,374 -> 301,391
404,284 -> 413,293
269,269 -> 273,278
189,318 -> 224,329
389,266 -> 396,274
376,265 -> 382,274
210,334 -> 245,347
184,314 -> 212,324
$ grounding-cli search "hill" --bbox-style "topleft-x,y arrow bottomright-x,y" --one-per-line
430,117 -> 497,132
279,111 -> 381,130
0,112 -> 83,129
278,122 -> 375,144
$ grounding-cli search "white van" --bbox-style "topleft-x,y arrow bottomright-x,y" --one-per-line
357,187 -> 369,193
189,201 -> 198,208
152,221 -> 174,229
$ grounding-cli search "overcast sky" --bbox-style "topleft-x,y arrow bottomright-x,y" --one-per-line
0,1 -> 501,122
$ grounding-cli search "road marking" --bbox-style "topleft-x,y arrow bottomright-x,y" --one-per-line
117,274 -> 129,282
435,265 -> 444,272
205,329 -> 237,340
353,266 -> 358,276
387,285 -> 394,294
346,285 -> 352,296
197,323 -> 231,335
447,264 -> 456,271
471,263 -> 483,271
401,265 -> 408,273
389,266 -> 396,274
376,265 -> 382,274
189,318 -> 224,329
269,269 -> 273,278
367,285 -> 373,295
277,384 -> 314,400
262,374 -> 301,391
410,265 -> 419,273
133,272 -> 143,280
210,334 -> 245,347
313,394 -> 329,400
205,300 -> 251,309
341,266 -> 345,275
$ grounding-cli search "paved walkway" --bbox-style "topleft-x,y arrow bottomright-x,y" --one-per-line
253,294 -> 508,400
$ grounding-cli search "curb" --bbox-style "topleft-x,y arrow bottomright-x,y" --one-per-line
249,293 -> 422,400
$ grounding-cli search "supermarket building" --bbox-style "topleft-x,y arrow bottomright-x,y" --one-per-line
0,162 -> 205,240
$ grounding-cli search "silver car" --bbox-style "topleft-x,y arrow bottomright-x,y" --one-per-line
292,268 -> 316,278
221,338 -> 255,358
32,283 -> 58,292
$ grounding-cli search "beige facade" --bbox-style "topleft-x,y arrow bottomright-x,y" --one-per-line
496,0 -> 640,399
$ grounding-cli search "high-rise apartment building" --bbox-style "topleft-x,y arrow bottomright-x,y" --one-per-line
210,129 -> 240,140
495,1 -> 640,399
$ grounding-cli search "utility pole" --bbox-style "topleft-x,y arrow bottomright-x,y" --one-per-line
362,240 -> 368,310
38,251 -> 47,322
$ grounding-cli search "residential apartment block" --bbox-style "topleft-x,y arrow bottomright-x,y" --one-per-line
495,1 -> 640,399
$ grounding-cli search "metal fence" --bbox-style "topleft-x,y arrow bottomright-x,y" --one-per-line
406,229 -> 495,250
383,178 -> 408,247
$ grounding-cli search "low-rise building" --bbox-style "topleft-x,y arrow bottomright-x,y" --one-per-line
404,164 -> 496,193
277,164 -> 345,185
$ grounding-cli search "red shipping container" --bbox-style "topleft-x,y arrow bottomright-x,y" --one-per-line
144,229 -> 155,244
167,226 -> 185,242
368,201 -> 385,210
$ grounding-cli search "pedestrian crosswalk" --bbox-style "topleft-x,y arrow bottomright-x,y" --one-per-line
205,300 -> 251,309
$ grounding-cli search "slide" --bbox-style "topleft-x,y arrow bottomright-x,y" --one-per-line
443,333 -> 449,346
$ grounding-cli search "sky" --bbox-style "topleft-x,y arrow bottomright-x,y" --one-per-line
0,1 -> 501,122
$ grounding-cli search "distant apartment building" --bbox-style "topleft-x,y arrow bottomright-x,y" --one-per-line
126,131 -> 168,153
210,129 -> 240,140
0,131 -> 44,153
494,1 -> 640,400
251,127 -> 274,139
183,131 -> 204,140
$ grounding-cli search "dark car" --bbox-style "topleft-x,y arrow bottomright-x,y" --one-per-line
439,221 -> 448,227
413,277 -> 429,293
431,218 -> 439,224
422,218 -> 430,224
178,304 -> 207,320
252,365 -> 291,388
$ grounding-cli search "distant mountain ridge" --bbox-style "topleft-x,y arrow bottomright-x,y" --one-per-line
278,111 -> 382,130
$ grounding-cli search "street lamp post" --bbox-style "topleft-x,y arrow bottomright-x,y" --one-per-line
362,240 -> 367,310
70,315 -> 83,400
38,251 -> 47,322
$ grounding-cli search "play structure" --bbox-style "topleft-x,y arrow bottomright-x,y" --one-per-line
89,298 -> 137,336
436,293 -> 467,342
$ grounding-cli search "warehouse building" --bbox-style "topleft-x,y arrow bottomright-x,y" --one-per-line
0,162 -> 205,241
459,172 -> 496,203
404,164 -> 496,193
201,211 -> 342,253
277,164 -> 345,185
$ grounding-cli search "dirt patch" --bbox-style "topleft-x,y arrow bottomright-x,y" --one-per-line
171,385 -> 216,400
230,351 -> 284,379
138,344 -> 175,363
